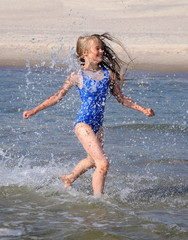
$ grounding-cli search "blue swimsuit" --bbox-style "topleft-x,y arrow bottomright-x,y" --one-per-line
74,67 -> 110,134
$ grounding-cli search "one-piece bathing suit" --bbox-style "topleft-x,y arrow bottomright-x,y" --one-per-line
74,67 -> 110,134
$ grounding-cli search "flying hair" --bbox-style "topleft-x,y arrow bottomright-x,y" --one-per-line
76,33 -> 133,89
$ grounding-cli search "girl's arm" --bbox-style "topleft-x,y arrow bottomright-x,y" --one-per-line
110,74 -> 155,117
23,74 -> 75,119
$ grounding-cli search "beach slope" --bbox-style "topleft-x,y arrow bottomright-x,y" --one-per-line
1,0 -> 188,71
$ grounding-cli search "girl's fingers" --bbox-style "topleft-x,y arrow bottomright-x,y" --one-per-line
144,108 -> 155,117
147,108 -> 155,117
23,112 -> 27,119
23,111 -> 29,119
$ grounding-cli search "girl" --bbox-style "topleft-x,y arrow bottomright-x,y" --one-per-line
23,33 -> 154,196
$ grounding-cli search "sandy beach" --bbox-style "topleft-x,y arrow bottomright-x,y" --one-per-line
1,0 -> 188,71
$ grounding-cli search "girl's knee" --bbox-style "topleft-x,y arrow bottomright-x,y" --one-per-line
97,158 -> 109,174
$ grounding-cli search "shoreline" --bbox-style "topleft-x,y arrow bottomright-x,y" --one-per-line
0,43 -> 187,72
1,0 -> 188,72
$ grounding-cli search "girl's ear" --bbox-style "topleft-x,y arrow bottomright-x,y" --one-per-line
83,50 -> 88,56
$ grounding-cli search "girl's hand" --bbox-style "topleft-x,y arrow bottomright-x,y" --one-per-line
143,108 -> 155,117
23,110 -> 35,119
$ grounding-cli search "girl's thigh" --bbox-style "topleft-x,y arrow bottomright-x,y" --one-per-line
75,123 -> 106,162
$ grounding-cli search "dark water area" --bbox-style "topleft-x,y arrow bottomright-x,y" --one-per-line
0,65 -> 188,239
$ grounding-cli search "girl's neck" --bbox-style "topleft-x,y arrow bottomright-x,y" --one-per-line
83,62 -> 101,72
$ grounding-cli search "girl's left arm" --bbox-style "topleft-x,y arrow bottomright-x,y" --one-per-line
110,75 -> 155,117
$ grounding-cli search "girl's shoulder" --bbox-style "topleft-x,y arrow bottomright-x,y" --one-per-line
70,71 -> 82,79
69,71 -> 83,87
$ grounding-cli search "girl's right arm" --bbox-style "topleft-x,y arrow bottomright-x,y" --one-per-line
23,74 -> 75,119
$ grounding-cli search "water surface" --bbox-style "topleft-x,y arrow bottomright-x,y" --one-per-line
0,66 -> 187,239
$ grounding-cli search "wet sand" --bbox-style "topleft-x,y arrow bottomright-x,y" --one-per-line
1,0 -> 188,71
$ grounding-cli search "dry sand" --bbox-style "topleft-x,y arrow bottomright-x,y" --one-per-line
1,0 -> 188,71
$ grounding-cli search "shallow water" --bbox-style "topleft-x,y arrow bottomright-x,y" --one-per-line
0,66 -> 188,239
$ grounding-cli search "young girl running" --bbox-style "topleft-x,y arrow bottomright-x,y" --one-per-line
23,33 -> 154,196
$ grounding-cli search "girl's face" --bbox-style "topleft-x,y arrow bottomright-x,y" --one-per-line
84,39 -> 103,64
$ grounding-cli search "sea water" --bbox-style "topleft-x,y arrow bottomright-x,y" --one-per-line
0,65 -> 187,240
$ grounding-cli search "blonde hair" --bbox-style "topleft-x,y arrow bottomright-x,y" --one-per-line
76,33 -> 132,89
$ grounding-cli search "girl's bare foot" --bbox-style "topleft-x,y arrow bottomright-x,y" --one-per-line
61,173 -> 75,188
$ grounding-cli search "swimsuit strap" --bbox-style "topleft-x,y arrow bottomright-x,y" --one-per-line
102,66 -> 109,78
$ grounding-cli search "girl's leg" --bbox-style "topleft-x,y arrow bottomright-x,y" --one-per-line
61,156 -> 95,188
61,126 -> 104,188
74,123 -> 109,196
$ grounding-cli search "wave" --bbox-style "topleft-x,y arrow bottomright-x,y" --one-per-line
105,123 -> 188,134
